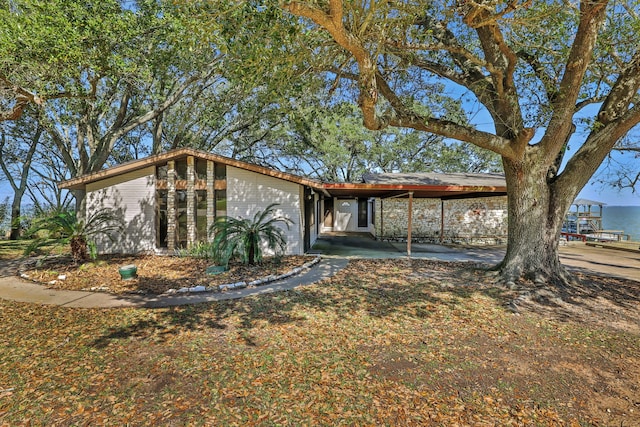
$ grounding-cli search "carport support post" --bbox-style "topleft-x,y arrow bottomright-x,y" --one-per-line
407,192 -> 413,257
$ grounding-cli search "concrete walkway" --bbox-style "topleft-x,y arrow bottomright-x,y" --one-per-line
0,258 -> 349,309
0,235 -> 638,308
311,235 -> 640,282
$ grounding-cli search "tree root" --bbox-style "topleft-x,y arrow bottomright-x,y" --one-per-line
490,265 -> 578,313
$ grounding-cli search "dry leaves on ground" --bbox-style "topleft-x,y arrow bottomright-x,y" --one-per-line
20,255 -> 315,294
1,259 -> 639,426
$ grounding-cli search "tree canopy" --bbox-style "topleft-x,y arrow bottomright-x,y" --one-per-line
282,0 -> 640,283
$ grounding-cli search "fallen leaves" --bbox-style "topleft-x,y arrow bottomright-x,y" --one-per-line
1,259 -> 639,425
21,255 -> 315,294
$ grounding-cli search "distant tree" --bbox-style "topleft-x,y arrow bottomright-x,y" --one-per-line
26,142 -> 74,214
0,109 -> 41,239
283,0 -> 640,285
277,101 -> 501,181
0,196 -> 9,237
2,0 -> 224,212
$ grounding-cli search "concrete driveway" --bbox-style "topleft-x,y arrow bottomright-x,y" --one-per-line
310,234 -> 640,282
310,234 -> 504,263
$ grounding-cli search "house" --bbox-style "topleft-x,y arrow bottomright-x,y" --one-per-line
59,148 -> 508,256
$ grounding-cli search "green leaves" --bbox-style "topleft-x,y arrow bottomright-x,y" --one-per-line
24,209 -> 123,262
210,203 -> 293,266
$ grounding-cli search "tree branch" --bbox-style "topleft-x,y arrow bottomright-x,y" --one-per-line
541,0 -> 608,161
597,50 -> 640,125
374,74 -> 515,157
557,103 -> 640,195
284,0 -> 382,130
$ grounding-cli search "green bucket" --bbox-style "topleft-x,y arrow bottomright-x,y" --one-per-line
206,265 -> 229,275
119,264 -> 138,280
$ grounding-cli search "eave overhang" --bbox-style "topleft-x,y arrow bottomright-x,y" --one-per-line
58,148 -> 507,199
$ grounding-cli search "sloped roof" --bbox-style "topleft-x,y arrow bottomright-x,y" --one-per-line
573,198 -> 607,206
362,172 -> 506,188
324,172 -> 507,199
59,148 -> 508,199
59,148 -> 326,191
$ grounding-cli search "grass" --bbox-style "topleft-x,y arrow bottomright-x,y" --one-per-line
0,259 -> 639,425
0,239 -> 67,260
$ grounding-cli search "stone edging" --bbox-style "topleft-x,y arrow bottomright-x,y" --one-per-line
164,256 -> 322,295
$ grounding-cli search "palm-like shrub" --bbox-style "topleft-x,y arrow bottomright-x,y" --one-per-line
24,209 -> 123,262
210,203 -> 293,266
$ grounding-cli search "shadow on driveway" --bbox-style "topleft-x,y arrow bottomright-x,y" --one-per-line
310,234 -> 505,264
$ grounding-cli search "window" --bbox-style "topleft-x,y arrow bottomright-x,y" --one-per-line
156,164 -> 168,180
358,198 -> 368,228
175,158 -> 188,180
195,190 -> 208,241
156,190 -> 168,248
215,189 -> 227,218
176,190 -> 188,248
196,159 -> 208,180
214,163 -> 226,180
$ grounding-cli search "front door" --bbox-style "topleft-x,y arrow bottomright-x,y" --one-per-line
336,199 -> 356,231
323,198 -> 334,230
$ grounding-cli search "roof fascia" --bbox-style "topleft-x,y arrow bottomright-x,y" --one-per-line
59,148 -> 326,191
322,182 -> 507,194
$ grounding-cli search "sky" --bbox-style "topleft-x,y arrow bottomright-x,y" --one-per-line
575,166 -> 640,206
465,99 -> 640,207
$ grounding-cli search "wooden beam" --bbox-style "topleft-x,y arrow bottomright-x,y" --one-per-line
440,199 -> 444,244
407,192 -> 413,257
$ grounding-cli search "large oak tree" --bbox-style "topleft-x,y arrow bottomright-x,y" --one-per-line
283,0 -> 640,284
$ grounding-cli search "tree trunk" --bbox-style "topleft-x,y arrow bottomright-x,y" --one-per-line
248,243 -> 255,265
9,203 -> 21,240
73,189 -> 86,218
70,235 -> 88,263
8,189 -> 25,240
497,156 -> 572,285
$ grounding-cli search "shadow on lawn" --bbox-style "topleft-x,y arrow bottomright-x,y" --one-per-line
89,259 -> 640,348
91,305 -> 229,348
89,260 -> 499,348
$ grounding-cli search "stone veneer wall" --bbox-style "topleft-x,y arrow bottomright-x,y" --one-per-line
375,195 -> 508,245
375,198 -> 441,240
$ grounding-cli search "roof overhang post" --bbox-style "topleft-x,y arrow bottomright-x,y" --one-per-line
407,192 -> 413,257
440,200 -> 444,244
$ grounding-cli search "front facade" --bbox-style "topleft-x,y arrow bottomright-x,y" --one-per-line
60,149 -> 508,256
64,149 -> 323,256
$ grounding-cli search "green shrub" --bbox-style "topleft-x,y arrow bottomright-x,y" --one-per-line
210,203 -> 293,266
24,209 -> 123,262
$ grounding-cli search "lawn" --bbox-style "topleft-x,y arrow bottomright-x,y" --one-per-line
0,239 -> 66,261
1,258 -> 639,426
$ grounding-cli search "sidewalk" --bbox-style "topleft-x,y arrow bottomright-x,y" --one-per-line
0,258 -> 349,309
0,240 -> 637,308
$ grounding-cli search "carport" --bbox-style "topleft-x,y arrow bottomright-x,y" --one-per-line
321,172 -> 507,256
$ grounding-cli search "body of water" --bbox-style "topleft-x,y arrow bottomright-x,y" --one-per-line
601,206 -> 640,241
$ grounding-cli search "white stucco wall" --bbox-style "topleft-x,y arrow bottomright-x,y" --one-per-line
226,166 -> 305,255
86,166 -> 156,254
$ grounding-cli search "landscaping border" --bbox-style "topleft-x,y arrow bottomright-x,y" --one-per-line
166,256 -> 322,294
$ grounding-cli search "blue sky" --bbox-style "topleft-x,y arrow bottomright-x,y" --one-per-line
573,151 -> 640,206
